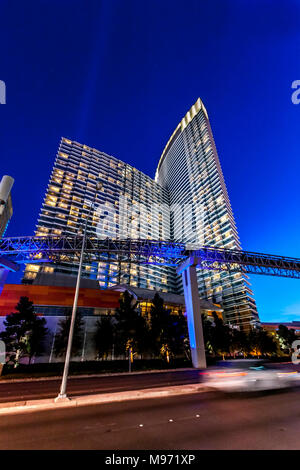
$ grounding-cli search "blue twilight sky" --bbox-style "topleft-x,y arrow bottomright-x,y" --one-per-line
0,0 -> 300,322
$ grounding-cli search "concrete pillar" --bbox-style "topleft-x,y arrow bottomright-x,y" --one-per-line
0,267 -> 9,297
178,258 -> 207,369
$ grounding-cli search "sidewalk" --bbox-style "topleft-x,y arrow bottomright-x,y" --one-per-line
0,382 -> 208,416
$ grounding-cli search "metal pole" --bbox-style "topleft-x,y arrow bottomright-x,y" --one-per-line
81,318 -> 87,362
55,203 -> 93,400
55,183 -> 101,400
129,347 -> 132,373
49,320 -> 58,364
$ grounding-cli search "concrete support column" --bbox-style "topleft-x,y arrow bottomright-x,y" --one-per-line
179,259 -> 207,369
0,267 -> 9,297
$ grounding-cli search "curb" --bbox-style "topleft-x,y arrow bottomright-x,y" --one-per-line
0,367 -> 195,384
0,383 -> 208,416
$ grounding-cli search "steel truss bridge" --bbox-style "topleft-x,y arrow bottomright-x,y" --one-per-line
0,235 -> 300,279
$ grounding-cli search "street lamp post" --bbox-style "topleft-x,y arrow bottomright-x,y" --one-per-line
56,183 -> 101,401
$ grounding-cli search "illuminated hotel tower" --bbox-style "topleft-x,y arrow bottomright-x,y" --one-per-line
25,99 -> 260,329
24,138 -> 174,292
155,98 -> 259,329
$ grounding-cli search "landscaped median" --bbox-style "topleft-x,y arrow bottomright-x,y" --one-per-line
0,383 -> 208,416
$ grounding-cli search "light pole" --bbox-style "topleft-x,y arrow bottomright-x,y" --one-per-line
56,182 -> 102,401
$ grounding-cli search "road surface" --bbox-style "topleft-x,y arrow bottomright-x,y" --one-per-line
1,388 -> 300,449
0,362 -> 298,404
0,369 -> 201,403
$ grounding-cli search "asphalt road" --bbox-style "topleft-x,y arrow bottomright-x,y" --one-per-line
0,369 -> 202,403
1,388 -> 300,449
0,363 -> 299,404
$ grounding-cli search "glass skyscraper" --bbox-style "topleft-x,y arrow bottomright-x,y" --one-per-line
25,99 -> 260,329
155,98 -> 259,329
24,138 -> 173,292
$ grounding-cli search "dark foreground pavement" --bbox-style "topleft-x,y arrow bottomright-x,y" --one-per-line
1,387 -> 300,449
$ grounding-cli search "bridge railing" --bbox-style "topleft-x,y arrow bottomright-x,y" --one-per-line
0,235 -> 300,278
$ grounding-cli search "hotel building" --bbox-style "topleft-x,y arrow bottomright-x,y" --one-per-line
24,99 -> 260,329
155,99 -> 259,329
24,139 -> 174,292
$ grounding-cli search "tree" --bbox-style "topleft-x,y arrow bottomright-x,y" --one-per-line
114,290 -> 147,359
94,315 -> 114,360
202,314 -> 216,356
149,293 -> 169,357
169,309 -> 189,358
277,325 -> 297,352
54,310 -> 84,358
229,328 -> 250,358
210,313 -> 231,359
149,293 -> 188,362
0,296 -> 48,366
248,328 -> 279,357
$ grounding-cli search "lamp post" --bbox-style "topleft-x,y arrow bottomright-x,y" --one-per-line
56,182 -> 102,401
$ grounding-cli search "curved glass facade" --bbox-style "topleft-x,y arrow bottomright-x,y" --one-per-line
155,98 -> 259,329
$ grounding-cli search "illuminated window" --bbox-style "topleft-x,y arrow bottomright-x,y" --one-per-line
24,272 -> 37,280
59,152 -> 68,159
49,185 -> 60,193
25,264 -> 40,273
58,202 -> 68,209
44,267 -> 54,273
45,199 -> 56,207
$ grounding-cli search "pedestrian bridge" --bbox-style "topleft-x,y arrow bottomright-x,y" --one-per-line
1,235 -> 300,369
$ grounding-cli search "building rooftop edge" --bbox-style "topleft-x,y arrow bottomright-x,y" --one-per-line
59,137 -> 163,187
154,98 -> 208,182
